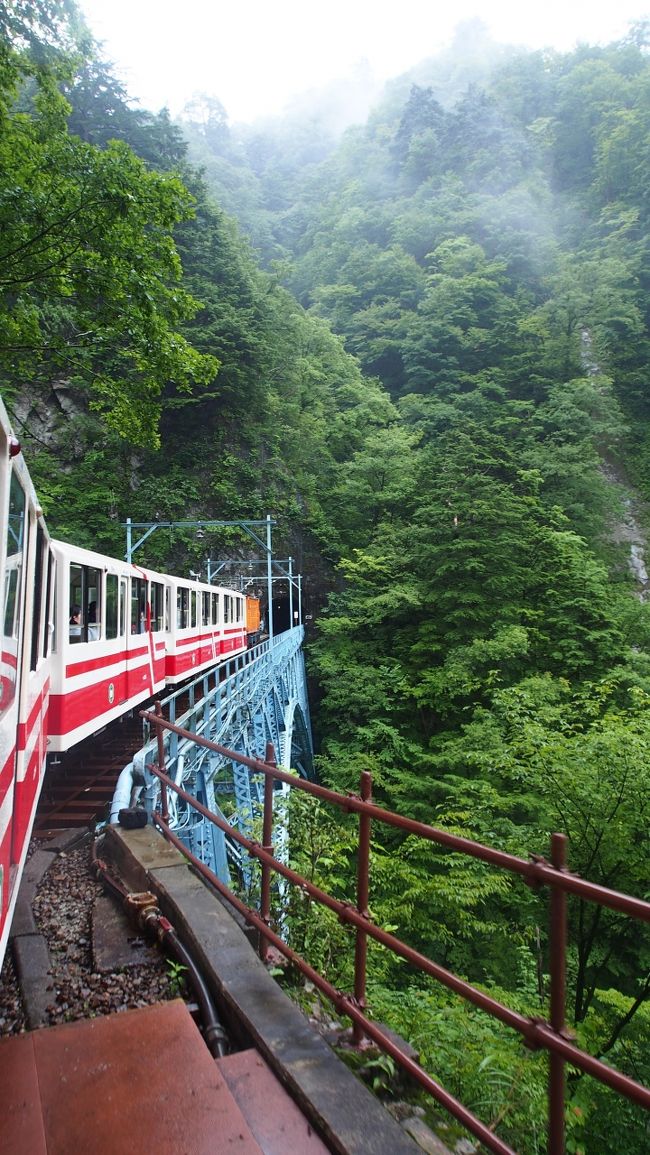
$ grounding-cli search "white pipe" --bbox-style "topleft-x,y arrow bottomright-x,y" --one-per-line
109,762 -> 135,823
174,754 -> 185,787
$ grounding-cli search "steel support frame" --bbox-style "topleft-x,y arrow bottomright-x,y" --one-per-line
133,627 -> 313,885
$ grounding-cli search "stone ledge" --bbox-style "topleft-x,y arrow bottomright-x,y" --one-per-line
12,934 -> 51,1029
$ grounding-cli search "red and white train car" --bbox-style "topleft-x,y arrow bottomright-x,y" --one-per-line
48,545 -> 248,750
0,399 -> 53,965
165,577 -> 247,682
0,394 -> 253,964
48,543 -> 168,751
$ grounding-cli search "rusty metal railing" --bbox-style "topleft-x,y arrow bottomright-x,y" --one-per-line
141,707 -> 650,1155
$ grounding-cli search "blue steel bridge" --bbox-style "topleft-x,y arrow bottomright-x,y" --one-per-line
109,625 -> 313,883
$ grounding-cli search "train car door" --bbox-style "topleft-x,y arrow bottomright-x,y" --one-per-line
12,518 -> 51,856
0,464 -> 28,952
105,570 -> 128,708
149,579 -> 167,688
126,575 -> 151,701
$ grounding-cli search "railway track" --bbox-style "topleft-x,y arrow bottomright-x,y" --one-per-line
36,691 -> 195,831
35,710 -> 148,831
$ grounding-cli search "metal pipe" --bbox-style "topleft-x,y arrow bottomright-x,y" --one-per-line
140,710 -> 650,923
142,703 -> 650,1148
259,741 -> 276,963
155,922 -> 229,1059
154,816 -> 517,1155
109,762 -> 136,824
150,769 -> 534,1035
548,833 -> 568,1155
353,770 -> 372,1046
90,838 -> 130,901
149,760 -> 650,1110
154,700 -> 169,824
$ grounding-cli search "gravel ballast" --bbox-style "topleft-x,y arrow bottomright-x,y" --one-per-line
0,837 -> 177,1036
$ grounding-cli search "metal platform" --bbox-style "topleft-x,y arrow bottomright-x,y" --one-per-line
0,999 -> 330,1155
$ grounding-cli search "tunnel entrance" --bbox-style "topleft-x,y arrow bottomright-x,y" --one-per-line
268,594 -> 290,633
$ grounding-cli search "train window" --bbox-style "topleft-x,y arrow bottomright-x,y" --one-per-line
4,566 -> 20,636
202,592 -> 210,627
224,595 -> 231,624
69,563 -> 83,643
30,525 -> 45,671
105,574 -> 118,639
236,598 -> 242,623
69,564 -> 101,642
177,587 -> 188,629
0,472 -> 26,717
151,582 -> 165,632
211,592 -> 219,624
44,551 -> 54,658
190,590 -> 197,629
87,569 -> 100,640
119,579 -> 126,637
131,578 -> 146,634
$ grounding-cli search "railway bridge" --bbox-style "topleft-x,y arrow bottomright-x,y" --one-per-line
110,625 -> 313,883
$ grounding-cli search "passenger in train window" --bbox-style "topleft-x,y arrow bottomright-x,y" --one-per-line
69,605 -> 82,642
88,601 -> 99,641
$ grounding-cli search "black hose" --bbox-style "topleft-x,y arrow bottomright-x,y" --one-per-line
157,925 -> 229,1058
90,836 -> 229,1058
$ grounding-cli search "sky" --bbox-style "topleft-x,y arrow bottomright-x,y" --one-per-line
78,0 -> 650,124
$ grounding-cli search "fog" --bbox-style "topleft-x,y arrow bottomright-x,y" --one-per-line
78,0 -> 649,124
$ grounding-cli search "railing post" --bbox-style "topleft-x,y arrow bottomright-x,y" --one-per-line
549,832 -> 568,1155
259,741 -> 276,963
353,770 -> 372,1046
155,701 -> 169,824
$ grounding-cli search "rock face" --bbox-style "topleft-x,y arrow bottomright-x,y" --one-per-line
602,463 -> 650,601
13,383 -> 85,451
582,330 -> 650,602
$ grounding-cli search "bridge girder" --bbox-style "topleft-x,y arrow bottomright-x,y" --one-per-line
129,628 -> 313,884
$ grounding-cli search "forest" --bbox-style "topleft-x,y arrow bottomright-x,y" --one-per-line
1,3 -> 649,1150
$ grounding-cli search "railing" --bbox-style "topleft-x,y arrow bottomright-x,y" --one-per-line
142,706 -> 650,1155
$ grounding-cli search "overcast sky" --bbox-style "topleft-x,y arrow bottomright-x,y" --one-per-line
78,1 -> 649,123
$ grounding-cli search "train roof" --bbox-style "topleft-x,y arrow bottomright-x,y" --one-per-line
50,538 -> 246,596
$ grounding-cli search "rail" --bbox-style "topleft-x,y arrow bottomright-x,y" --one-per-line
141,706 -> 650,1155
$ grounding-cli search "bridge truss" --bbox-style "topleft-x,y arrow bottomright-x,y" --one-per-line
118,628 -> 313,884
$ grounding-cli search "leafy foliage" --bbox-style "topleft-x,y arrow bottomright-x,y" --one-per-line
0,16 -> 217,446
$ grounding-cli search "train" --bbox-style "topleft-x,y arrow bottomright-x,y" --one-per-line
0,395 -> 261,966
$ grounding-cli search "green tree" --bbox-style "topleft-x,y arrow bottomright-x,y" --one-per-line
0,9 -> 217,446
403,237 -> 520,394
